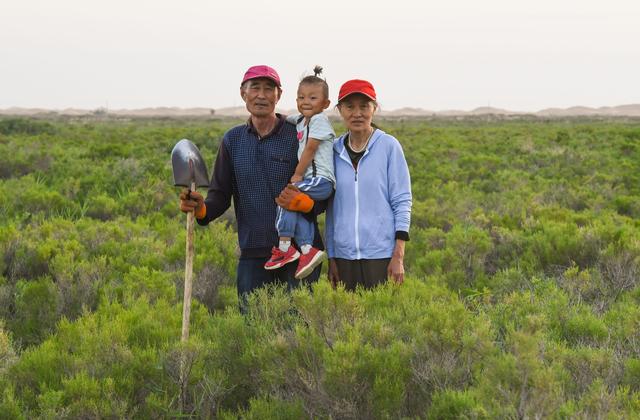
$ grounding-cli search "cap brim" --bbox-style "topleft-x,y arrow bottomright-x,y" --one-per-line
338,91 -> 376,101
242,75 -> 281,87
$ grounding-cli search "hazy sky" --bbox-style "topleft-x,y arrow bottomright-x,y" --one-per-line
1,0 -> 639,111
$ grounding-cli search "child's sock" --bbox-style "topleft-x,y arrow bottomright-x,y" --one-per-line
279,240 -> 291,252
300,244 -> 312,255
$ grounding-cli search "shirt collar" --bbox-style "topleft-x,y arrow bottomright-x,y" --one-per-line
246,113 -> 286,139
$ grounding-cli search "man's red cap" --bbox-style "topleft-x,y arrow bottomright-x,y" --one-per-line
241,65 -> 282,87
338,79 -> 377,101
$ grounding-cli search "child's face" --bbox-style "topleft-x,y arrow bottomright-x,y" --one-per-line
296,83 -> 330,119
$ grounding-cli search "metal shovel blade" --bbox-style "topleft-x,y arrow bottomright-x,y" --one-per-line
171,139 -> 210,188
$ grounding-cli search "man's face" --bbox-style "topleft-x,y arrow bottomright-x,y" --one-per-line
240,78 -> 281,117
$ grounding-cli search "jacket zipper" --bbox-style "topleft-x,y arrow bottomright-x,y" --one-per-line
339,140 -> 371,260
354,165 -> 360,259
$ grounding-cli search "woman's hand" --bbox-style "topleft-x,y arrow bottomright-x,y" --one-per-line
387,239 -> 406,285
387,256 -> 404,285
328,259 -> 340,289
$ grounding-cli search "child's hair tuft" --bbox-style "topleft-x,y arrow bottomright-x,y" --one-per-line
300,65 -> 329,98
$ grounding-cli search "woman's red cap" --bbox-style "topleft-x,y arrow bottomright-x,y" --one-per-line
338,79 -> 377,101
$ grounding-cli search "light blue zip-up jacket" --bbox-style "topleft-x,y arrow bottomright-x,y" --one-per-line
325,129 -> 412,260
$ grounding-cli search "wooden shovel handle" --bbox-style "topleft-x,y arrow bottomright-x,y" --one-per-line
181,181 -> 196,342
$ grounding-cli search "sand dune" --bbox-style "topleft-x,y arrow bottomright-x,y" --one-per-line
2,104 -> 640,118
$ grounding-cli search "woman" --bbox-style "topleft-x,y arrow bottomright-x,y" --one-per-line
325,79 -> 412,290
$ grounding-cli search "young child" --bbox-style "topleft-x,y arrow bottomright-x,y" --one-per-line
264,66 -> 335,279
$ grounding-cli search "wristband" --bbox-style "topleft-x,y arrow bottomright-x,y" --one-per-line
195,203 -> 207,220
289,193 -> 314,213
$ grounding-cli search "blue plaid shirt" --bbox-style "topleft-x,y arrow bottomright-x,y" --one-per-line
198,114 -> 324,258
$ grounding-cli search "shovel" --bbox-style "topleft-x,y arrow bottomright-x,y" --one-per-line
171,139 -> 210,343
171,139 -> 209,410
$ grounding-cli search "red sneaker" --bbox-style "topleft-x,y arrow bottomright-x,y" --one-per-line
264,246 -> 300,270
295,247 -> 326,279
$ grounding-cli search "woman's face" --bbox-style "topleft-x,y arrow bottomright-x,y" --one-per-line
338,94 -> 376,132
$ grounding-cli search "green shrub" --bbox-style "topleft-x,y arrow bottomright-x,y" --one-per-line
0,386 -> 24,420
427,390 -> 486,419
220,396 -> 305,420
474,331 -> 566,418
559,309 -> 609,346
552,346 -> 620,397
573,379 -> 637,418
622,358 -> 640,391
85,193 -> 119,220
0,321 -> 16,376
0,118 -> 55,136
11,277 -> 59,347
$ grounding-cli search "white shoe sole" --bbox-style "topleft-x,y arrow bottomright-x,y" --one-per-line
264,251 -> 300,270
295,250 -> 326,279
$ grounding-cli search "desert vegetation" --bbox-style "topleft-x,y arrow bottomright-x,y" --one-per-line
1,116 -> 640,418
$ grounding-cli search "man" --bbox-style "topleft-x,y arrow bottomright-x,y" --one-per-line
179,65 -> 323,312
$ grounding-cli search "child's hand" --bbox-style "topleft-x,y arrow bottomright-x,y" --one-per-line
290,174 -> 303,184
